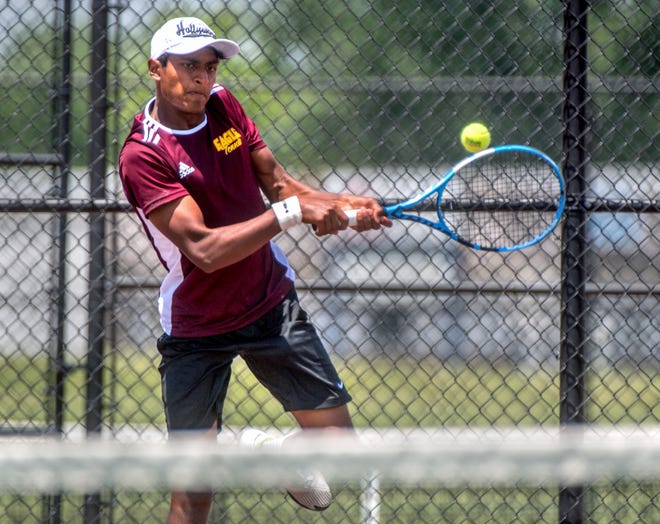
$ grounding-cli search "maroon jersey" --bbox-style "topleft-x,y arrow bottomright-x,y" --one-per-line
119,85 -> 294,337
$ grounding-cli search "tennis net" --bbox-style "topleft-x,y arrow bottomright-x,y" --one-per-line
1,424 -> 659,493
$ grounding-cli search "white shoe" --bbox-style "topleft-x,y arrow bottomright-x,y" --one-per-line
238,428 -> 333,511
239,428 -> 278,448
285,469 -> 333,511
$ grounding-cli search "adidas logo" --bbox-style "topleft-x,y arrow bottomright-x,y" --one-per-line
178,162 -> 195,179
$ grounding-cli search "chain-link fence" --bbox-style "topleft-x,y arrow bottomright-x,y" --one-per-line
1,1 -> 658,522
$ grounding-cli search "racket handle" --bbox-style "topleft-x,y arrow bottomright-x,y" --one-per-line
344,209 -> 358,227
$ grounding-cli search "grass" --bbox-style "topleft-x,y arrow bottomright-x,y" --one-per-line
0,351 -> 562,429
1,350 -> 658,523
3,350 -> 657,429
3,480 -> 659,523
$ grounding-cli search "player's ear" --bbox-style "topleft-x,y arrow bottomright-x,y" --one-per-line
148,58 -> 162,81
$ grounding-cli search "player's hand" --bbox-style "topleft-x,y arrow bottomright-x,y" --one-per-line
346,207 -> 392,232
304,203 -> 350,236
343,195 -> 392,231
299,194 -> 391,236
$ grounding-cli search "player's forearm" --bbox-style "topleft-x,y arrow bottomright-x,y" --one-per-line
251,147 -> 388,233
188,213 -> 281,273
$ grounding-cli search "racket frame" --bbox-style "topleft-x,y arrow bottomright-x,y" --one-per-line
381,145 -> 565,252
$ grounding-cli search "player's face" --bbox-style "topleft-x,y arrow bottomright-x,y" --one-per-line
150,47 -> 219,126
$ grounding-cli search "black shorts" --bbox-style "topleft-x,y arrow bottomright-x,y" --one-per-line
156,289 -> 352,431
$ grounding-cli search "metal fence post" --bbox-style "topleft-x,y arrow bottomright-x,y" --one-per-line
559,0 -> 591,522
47,2 -> 74,523
84,1 -> 109,522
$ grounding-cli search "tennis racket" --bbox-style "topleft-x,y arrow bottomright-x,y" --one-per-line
346,145 -> 565,252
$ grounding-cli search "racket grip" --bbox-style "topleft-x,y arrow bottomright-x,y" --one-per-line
344,209 -> 358,227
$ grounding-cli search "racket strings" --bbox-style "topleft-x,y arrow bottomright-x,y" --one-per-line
442,152 -> 561,249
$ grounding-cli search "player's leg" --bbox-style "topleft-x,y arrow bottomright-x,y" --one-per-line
239,289 -> 354,510
157,334 -> 234,523
285,405 -> 354,510
291,404 -> 353,429
167,490 -> 213,524
166,422 -> 217,523
240,289 -> 352,416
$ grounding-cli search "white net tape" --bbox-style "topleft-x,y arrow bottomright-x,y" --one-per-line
1,425 -> 659,493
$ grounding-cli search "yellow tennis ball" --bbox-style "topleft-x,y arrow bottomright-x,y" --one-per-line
460,123 -> 491,153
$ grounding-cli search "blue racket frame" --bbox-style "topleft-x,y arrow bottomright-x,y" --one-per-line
383,145 -> 566,252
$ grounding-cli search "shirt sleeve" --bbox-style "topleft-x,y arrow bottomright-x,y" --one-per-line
119,142 -> 189,217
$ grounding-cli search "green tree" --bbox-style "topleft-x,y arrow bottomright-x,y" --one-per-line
246,1 -> 565,166
1,1 -> 655,165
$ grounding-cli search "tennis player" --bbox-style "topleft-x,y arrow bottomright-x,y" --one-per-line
119,16 -> 390,524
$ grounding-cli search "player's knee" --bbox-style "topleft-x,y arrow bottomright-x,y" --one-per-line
168,491 -> 213,524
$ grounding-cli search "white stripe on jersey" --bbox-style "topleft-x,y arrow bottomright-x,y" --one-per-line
137,208 -> 183,335
142,119 -> 161,145
210,84 -> 226,95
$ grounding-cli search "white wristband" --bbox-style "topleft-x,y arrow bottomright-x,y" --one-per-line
272,196 -> 302,231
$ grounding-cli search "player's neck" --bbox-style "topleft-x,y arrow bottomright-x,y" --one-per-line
150,100 -> 205,130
